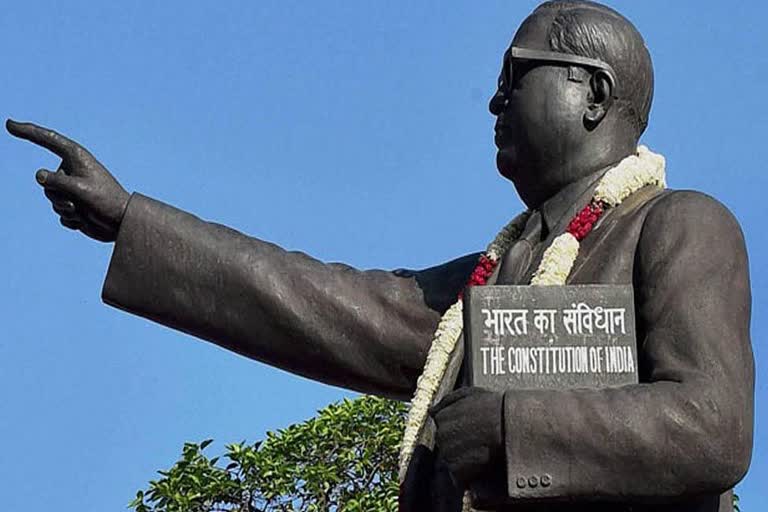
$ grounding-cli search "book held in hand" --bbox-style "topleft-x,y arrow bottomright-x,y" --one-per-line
463,285 -> 638,391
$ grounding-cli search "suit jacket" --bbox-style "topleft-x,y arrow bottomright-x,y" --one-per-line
101,182 -> 753,512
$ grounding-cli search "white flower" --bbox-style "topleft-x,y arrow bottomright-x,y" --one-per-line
487,211 -> 531,261
595,145 -> 666,206
462,491 -> 474,512
399,300 -> 465,480
531,233 -> 580,286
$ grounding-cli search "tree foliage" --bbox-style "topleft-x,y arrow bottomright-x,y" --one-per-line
130,396 -> 406,512
131,394 -> 745,512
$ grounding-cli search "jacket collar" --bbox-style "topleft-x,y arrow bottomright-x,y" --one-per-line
540,167 -> 610,237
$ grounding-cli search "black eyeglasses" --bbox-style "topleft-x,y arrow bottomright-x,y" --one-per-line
499,46 -> 619,98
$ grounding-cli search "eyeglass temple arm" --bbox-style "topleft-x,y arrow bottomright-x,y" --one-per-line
510,46 -> 619,97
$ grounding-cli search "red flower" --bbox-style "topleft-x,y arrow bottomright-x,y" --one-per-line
458,256 -> 500,299
567,200 -> 606,241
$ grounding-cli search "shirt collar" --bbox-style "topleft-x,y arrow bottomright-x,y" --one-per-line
539,167 -> 611,235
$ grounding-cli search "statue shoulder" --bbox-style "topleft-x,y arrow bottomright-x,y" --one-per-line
639,189 -> 747,259
645,189 -> 743,232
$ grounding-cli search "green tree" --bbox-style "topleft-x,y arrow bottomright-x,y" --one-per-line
130,396 -> 406,512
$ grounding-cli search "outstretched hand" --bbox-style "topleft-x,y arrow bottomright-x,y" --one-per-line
7,119 -> 129,242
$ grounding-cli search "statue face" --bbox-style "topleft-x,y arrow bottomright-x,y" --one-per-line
489,12 -> 597,206
490,59 -> 588,181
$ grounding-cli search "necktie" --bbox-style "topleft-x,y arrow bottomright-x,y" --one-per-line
496,210 -> 543,285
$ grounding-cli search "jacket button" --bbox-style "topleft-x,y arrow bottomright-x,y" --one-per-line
528,476 -> 539,487
541,474 -> 552,487
516,476 -> 527,488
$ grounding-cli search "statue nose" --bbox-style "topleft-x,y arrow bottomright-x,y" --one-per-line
489,90 -> 507,116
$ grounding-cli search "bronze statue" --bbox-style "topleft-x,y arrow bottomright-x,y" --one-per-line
7,1 -> 753,511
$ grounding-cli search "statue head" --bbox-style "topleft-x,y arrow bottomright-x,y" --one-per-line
491,0 -> 654,208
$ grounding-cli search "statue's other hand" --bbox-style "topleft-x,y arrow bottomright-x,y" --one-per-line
7,119 -> 129,242
429,387 -> 504,488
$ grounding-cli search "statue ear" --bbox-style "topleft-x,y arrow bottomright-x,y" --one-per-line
584,69 -> 615,128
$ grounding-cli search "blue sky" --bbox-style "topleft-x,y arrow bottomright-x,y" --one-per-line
1,1 -> 765,510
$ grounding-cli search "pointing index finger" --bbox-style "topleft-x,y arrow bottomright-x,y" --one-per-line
6,119 -> 79,160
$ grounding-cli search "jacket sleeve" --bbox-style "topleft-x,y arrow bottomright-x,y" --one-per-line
502,191 -> 754,501
101,193 -> 479,400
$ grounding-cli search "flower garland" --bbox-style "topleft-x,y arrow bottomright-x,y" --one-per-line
531,146 -> 666,285
398,146 -> 666,510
